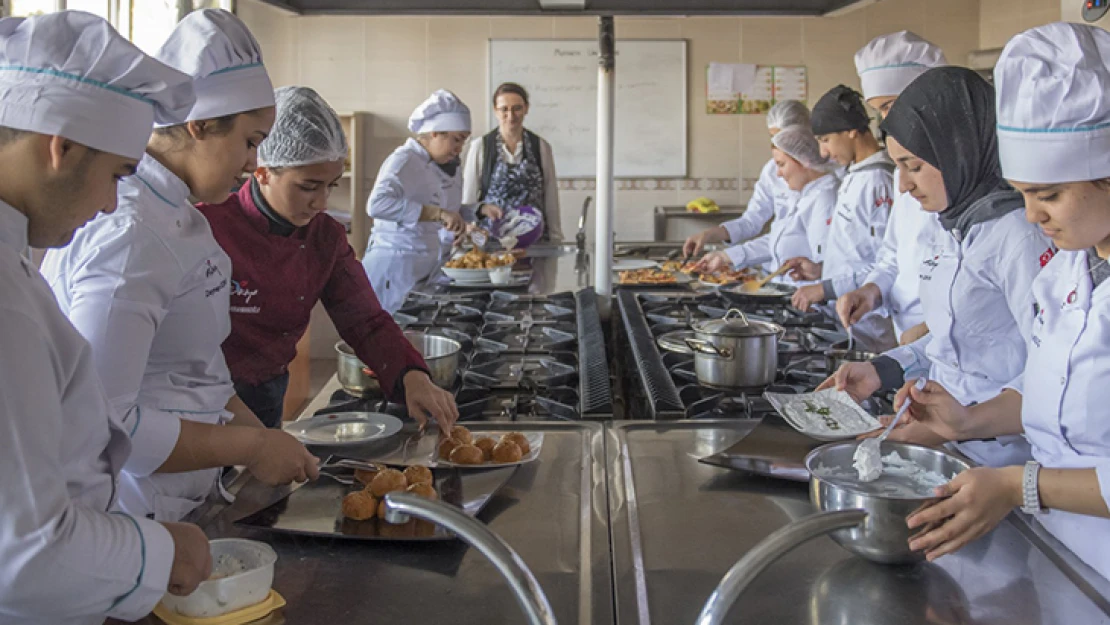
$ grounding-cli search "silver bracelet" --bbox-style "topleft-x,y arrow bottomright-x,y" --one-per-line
1021,461 -> 1045,515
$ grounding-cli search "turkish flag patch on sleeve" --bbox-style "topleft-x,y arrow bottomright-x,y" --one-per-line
1039,247 -> 1056,267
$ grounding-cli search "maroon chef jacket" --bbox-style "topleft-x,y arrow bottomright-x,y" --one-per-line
198,183 -> 427,401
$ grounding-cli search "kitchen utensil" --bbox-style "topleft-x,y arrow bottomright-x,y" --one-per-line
764,388 -> 882,441
490,265 -> 513,284
824,343 -> 878,374
286,412 -> 403,446
684,309 -> 783,389
847,326 -> 854,352
159,539 -> 277,619
335,340 -> 380,396
854,377 -> 928,481
696,441 -> 970,625
721,282 -> 795,306
404,330 -> 461,388
739,264 -> 790,293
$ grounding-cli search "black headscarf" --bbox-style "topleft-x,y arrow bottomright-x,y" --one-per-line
810,85 -> 871,136
880,66 -> 1022,233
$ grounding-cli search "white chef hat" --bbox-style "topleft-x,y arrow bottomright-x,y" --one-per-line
0,11 -> 194,160
408,90 -> 471,134
996,22 -> 1110,184
154,8 -> 274,126
854,31 -> 947,101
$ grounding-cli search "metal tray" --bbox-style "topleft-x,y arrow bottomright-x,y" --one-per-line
235,462 -> 517,541
697,417 -> 823,482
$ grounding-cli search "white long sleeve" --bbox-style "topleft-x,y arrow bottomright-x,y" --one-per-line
722,159 -> 783,244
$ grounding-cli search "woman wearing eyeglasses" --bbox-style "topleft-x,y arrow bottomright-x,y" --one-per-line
462,82 -> 563,242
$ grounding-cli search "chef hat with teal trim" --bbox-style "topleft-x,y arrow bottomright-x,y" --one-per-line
996,22 -> 1110,184
0,11 -> 194,159
854,31 -> 946,101
154,8 -> 274,126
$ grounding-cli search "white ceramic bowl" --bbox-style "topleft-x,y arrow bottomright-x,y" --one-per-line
160,539 -> 277,618
442,266 -> 491,283
489,265 -> 513,284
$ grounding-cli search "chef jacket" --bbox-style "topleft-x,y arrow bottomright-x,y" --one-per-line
721,158 -> 797,247
882,209 -> 1053,466
198,182 -> 428,394
862,169 -> 935,336
41,154 -> 235,521
723,172 -> 837,278
0,201 -> 172,624
1012,249 -> 1110,580
820,150 -> 895,299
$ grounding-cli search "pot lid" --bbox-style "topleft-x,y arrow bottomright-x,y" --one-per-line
693,309 -> 781,338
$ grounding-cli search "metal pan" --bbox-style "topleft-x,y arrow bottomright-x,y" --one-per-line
721,282 -> 795,306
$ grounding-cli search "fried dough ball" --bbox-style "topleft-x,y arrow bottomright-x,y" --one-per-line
501,432 -> 531,455
403,465 -> 433,486
449,444 -> 484,465
353,464 -> 385,486
406,482 -> 438,500
450,425 -> 473,445
341,490 -> 377,521
439,437 -> 461,460
474,437 -> 497,461
492,440 -> 523,464
369,468 -> 408,498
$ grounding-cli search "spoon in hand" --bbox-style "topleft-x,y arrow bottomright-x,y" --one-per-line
853,377 -> 928,482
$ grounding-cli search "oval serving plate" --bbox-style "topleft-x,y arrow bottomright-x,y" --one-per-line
286,412 -> 403,446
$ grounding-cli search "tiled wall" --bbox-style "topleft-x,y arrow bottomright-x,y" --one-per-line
239,0 -> 979,242
980,0 -> 1062,49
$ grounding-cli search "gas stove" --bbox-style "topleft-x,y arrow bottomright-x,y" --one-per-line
617,289 -> 888,420
316,289 -> 612,421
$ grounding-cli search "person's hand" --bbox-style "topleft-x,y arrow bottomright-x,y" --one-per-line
161,522 -> 212,596
899,380 -> 974,442
906,466 -> 1022,561
900,322 -> 929,345
872,418 -> 951,447
478,204 -> 504,221
244,430 -> 320,485
693,251 -> 732,274
683,225 -> 727,258
816,361 -> 882,402
791,283 -> 827,311
439,210 -> 466,235
783,256 -> 822,281
836,284 -> 881,328
403,370 -> 459,432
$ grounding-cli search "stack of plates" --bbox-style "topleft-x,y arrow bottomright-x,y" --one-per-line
442,267 -> 492,284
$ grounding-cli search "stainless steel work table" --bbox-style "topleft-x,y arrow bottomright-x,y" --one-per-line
606,419 -> 1110,625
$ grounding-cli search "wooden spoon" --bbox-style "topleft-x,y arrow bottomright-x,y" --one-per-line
739,264 -> 791,293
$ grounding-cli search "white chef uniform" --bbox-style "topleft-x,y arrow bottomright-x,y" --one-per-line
995,22 -> 1110,580
720,158 -> 798,252
363,90 -> 480,313
854,31 -> 947,337
41,8 -> 275,522
0,11 -> 194,624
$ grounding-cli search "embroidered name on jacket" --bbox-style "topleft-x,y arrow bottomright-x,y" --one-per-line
230,279 -> 260,314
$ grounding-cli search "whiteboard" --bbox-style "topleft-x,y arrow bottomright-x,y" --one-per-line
489,39 -> 687,178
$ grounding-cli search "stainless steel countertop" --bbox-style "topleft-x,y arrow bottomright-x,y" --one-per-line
606,420 -> 1110,625
179,422 -> 612,625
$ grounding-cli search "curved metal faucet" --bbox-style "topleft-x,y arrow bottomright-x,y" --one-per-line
696,510 -> 867,625
384,493 -> 558,625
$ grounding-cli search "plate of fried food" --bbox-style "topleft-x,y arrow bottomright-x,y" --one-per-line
235,455 -> 516,541
618,268 -> 694,286
442,249 -> 516,282
435,425 -> 543,468
660,259 -> 700,274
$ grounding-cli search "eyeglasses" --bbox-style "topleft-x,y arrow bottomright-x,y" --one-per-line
496,105 -> 526,115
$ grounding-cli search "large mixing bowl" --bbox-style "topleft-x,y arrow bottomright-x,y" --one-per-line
403,330 -> 461,389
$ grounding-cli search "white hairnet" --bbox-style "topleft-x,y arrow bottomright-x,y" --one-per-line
258,86 -> 348,169
772,125 -> 831,171
766,100 -> 810,130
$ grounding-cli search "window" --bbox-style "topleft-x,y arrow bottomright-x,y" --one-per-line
10,0 -> 59,17
128,0 -> 177,54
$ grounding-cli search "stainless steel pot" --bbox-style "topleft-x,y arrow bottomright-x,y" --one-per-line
696,441 -> 971,625
404,330 -> 461,389
335,341 -> 380,397
684,309 -> 783,389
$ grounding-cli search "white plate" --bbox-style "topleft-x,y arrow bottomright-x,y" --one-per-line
286,412 -> 403,446
612,259 -> 660,272
442,266 -> 491,282
434,432 -> 544,468
763,389 -> 882,441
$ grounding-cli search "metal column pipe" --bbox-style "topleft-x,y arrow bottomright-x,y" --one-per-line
593,16 -> 615,318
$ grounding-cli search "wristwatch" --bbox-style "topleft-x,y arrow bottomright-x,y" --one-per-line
1022,461 -> 1046,515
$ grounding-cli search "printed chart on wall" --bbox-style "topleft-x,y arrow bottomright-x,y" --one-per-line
706,64 -> 807,115
489,39 -> 687,178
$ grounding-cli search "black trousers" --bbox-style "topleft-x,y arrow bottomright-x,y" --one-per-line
234,372 -> 290,429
